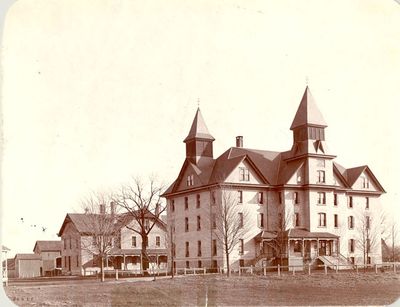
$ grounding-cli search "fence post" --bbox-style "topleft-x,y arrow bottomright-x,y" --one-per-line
184,268 -> 186,275
375,264 -> 378,274
239,267 -> 241,276
278,264 -> 281,277
204,268 -> 206,275
115,269 -> 118,280
292,266 -> 295,276
263,266 -> 266,276
250,266 -> 253,275
335,264 -> 338,273
324,264 -> 327,275
308,263 -> 311,276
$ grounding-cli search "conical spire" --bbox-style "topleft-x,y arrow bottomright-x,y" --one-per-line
184,108 -> 215,142
290,86 -> 327,130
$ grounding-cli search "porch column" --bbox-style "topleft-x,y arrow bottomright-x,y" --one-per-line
287,239 -> 290,258
337,238 -> 340,256
301,239 -> 305,257
316,239 -> 319,257
123,254 -> 126,270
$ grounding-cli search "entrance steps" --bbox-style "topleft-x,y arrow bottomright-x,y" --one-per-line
318,255 -> 353,270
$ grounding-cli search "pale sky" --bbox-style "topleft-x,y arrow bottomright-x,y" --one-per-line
1,0 -> 400,257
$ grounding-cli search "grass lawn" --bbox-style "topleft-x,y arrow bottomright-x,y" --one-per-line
4,272 -> 400,306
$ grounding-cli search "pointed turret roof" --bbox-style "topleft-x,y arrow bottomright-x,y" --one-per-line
290,86 -> 327,130
184,108 -> 215,142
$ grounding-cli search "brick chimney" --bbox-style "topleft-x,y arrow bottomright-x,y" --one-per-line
236,136 -> 243,148
99,204 -> 105,214
110,201 -> 116,216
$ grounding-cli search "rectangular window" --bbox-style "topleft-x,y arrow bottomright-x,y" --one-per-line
258,192 -> 264,204
317,192 -> 326,205
185,242 -> 190,257
171,200 -> 175,212
76,255 -> 79,267
349,196 -> 353,208
239,239 -> 244,255
366,216 -> 370,229
318,213 -> 326,227
239,167 -> 250,181
348,216 -> 354,229
211,191 -> 216,205
211,213 -> 216,229
187,174 -> 194,186
69,238 -> 72,249
295,213 -> 300,227
212,239 -> 217,256
185,217 -> 189,232
186,261 -> 190,268
63,239 -> 66,250
362,177 -> 369,189
238,190 -> 243,203
197,241 -> 202,257
365,197 -> 369,209
317,170 -> 326,183
76,239 -> 79,249
294,192 -> 299,204
132,236 -> 137,247
238,212 -> 244,228
197,215 -> 201,231
196,194 -> 201,208
334,194 -> 338,206
350,257 -> 355,264
184,197 -> 189,210
334,214 -> 338,227
279,192 -> 283,204
156,236 -> 160,247
257,213 -> 264,228
349,239 -> 355,253
198,260 -> 202,268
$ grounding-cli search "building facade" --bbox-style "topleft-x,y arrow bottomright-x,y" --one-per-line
33,240 -> 62,276
163,87 -> 385,271
57,211 -> 167,275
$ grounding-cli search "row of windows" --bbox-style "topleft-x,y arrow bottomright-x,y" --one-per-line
183,239 -> 245,258
317,213 -> 370,229
131,236 -> 161,247
348,238 -> 371,253
186,167 -> 252,187
63,238 -> 79,250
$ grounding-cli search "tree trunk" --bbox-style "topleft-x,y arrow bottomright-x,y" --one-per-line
225,247 -> 230,277
101,257 -> 105,282
141,234 -> 149,274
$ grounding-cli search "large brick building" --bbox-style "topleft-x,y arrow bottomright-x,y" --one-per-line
163,87 -> 385,271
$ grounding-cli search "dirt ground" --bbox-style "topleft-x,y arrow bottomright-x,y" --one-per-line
3,272 -> 400,306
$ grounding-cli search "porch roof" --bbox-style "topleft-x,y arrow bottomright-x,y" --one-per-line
255,229 -> 339,241
287,228 -> 339,239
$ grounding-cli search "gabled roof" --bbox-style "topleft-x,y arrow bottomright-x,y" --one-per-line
287,228 -> 339,239
184,108 -> 215,142
14,253 -> 41,260
33,240 -> 62,253
345,165 -> 386,192
290,86 -> 327,130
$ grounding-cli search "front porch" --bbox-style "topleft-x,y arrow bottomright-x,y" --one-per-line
254,229 -> 342,270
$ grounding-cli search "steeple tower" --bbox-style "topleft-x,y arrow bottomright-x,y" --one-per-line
184,108 -> 215,164
289,87 -> 334,159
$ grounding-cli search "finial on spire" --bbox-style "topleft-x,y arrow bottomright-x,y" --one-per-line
305,76 -> 309,86
197,98 -> 200,109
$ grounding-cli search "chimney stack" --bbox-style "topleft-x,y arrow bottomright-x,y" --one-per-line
236,136 -> 243,148
110,201 -> 116,216
99,204 -> 105,214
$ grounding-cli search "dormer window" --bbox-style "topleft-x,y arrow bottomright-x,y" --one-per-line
187,174 -> 194,186
239,167 -> 250,181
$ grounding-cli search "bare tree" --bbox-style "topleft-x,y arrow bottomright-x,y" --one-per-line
264,203 -> 292,266
79,193 -> 120,282
355,210 -> 380,266
212,187 -> 250,277
113,177 -> 166,273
